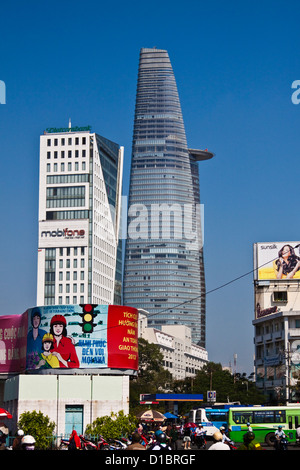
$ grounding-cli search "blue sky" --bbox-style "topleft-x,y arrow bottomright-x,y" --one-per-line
1,0 -> 300,375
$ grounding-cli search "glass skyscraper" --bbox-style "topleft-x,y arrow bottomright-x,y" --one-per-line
123,48 -> 213,346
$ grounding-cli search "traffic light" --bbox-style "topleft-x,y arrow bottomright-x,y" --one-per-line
79,304 -> 97,333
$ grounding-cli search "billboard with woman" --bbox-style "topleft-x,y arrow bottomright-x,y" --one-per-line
254,242 -> 300,280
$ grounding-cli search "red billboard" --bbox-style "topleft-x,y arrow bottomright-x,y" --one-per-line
0,305 -> 138,374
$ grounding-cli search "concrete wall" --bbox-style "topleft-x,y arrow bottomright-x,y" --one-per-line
4,374 -> 129,435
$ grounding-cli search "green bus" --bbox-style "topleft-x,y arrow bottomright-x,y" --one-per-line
228,405 -> 300,446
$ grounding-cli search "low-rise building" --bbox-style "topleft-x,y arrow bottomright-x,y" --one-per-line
253,242 -> 300,402
138,310 -> 208,380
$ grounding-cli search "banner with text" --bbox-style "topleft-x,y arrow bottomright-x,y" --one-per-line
254,242 -> 300,280
0,305 -> 138,374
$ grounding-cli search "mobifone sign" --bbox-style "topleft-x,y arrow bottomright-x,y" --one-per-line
39,220 -> 88,247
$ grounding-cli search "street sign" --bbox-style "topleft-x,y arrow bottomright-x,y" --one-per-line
207,391 -> 216,402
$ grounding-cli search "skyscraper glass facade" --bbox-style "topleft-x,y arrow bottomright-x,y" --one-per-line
123,48 -> 212,346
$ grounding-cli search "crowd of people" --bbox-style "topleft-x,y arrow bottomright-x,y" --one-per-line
0,419 -> 291,451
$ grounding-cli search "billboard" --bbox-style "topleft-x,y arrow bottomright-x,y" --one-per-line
0,313 -> 28,373
0,305 -> 138,374
254,242 -> 300,281
39,220 -> 89,248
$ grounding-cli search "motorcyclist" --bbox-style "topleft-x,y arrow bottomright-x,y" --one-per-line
195,424 -> 206,449
274,426 -> 287,450
21,435 -> 36,450
238,431 -> 262,450
219,426 -> 232,447
208,431 -> 230,450
149,430 -> 171,451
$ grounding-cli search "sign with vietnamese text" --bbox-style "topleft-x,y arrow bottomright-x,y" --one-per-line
0,304 -> 138,374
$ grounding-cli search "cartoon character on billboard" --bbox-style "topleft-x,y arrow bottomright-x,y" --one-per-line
35,334 -> 60,369
49,315 -> 79,368
275,244 -> 300,279
27,307 -> 48,367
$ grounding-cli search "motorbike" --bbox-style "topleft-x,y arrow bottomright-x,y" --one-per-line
79,435 -> 98,450
275,437 -> 288,451
97,435 -> 127,450
195,434 -> 207,449
59,438 -> 70,450
59,435 -> 98,450
227,440 -> 238,450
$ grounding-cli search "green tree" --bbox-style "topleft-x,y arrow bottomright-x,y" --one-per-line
129,338 -> 173,414
192,362 -> 265,405
85,410 -> 137,440
18,410 -> 55,450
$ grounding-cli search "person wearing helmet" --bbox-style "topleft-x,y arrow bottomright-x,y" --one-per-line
12,430 -> 24,450
126,432 -> 146,450
26,307 -> 47,366
274,425 -> 287,450
36,334 -> 60,369
208,431 -> 230,450
219,426 -> 231,445
49,315 -> 79,368
149,431 -> 171,451
238,431 -> 262,450
21,435 -> 36,450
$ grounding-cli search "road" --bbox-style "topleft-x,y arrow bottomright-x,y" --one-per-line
187,439 -> 300,450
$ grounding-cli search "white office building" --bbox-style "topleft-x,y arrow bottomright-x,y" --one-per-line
37,124 -> 123,306
138,310 -> 208,380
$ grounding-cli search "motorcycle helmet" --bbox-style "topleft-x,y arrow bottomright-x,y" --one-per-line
156,432 -> 167,443
21,435 -> 35,444
213,431 -> 223,442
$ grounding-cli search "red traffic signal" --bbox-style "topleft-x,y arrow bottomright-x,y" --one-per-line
79,304 -> 97,333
